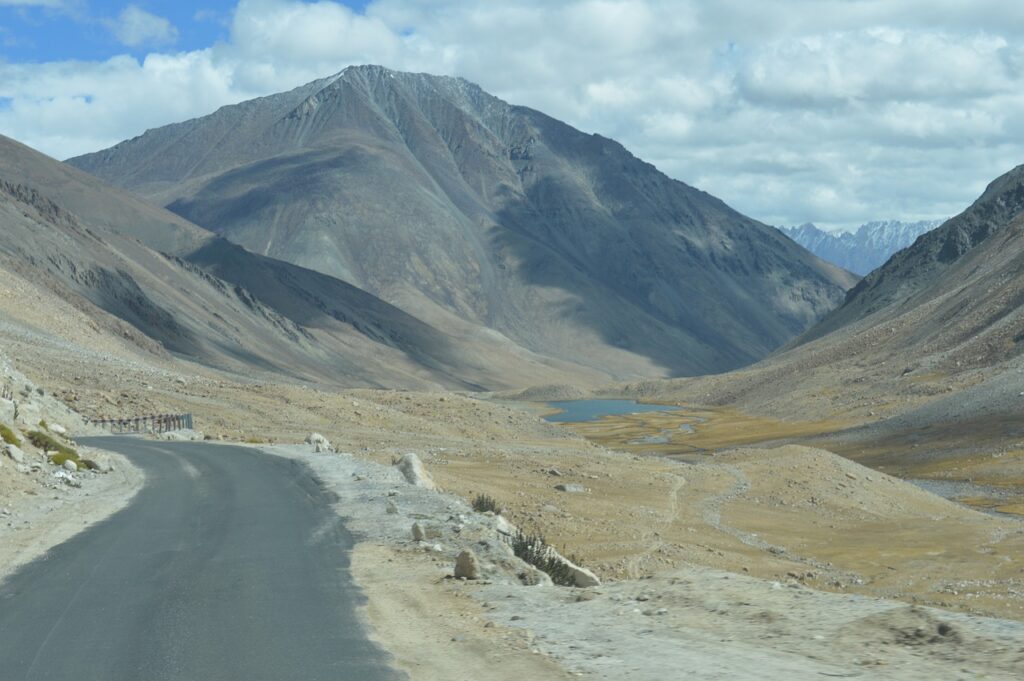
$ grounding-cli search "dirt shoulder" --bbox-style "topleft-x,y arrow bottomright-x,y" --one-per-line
269,442 -> 1024,681
0,446 -> 143,582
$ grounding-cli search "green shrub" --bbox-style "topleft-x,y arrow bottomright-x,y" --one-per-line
0,423 -> 21,447
509,528 -> 580,587
472,493 -> 501,514
38,419 -> 49,430
26,430 -> 81,469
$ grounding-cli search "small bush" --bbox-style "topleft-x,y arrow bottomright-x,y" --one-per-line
38,419 -> 49,430
472,493 -> 501,514
509,528 -> 579,587
1,423 -> 21,447
26,430 -> 81,469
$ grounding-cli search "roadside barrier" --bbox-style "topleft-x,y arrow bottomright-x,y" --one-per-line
87,413 -> 194,434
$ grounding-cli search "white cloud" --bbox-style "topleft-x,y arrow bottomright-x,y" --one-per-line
3,0 -> 1024,230
105,5 -> 178,47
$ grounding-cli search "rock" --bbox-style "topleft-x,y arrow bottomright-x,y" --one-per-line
568,563 -> 601,587
454,550 -> 481,579
15,463 -> 30,474
49,423 -> 67,436
5,444 -> 25,464
53,470 -> 80,487
386,500 -> 399,515
411,522 -> 425,541
63,459 -> 78,472
305,433 -> 333,453
495,515 -> 516,537
554,483 -> 586,493
394,453 -> 436,490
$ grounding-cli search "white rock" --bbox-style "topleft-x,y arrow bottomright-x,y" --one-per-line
386,500 -> 399,515
5,444 -> 25,464
495,515 -> 516,537
49,423 -> 67,436
305,433 -> 333,453
394,453 -> 436,490
63,459 -> 78,472
454,550 -> 481,579
566,561 -> 601,588
411,522 -> 425,541
554,483 -> 586,493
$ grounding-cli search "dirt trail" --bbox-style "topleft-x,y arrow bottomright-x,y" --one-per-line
625,471 -> 686,579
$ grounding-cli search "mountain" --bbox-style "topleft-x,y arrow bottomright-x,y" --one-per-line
801,167 -> 1024,347
69,65 -> 856,378
780,220 -> 944,276
629,164 -> 1024,434
0,133 -> 594,390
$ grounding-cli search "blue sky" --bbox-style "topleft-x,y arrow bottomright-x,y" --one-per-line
0,2 -> 372,61
2,1 -> 1024,232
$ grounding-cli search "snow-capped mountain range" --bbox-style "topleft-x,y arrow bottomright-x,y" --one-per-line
780,220 -> 946,276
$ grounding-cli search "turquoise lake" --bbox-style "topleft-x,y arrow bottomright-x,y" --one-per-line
543,399 -> 681,423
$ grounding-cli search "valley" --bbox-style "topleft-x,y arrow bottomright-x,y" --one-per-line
2,57 -> 1023,680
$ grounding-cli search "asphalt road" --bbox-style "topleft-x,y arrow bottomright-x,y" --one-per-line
0,437 -> 403,681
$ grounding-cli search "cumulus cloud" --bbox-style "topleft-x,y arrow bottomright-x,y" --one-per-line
3,0 -> 1024,230
105,5 -> 178,47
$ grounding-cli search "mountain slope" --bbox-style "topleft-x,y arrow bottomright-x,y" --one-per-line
70,65 -> 856,378
0,133 -> 594,390
626,164 -> 1024,430
780,220 -> 944,276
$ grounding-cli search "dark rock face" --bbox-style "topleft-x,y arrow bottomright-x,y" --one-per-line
70,65 -> 855,378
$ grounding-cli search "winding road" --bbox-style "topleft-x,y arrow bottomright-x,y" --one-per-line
0,437 -> 402,681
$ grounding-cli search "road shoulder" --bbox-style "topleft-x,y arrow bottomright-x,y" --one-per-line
0,445 -> 143,583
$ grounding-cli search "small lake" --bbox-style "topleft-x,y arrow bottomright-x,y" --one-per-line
543,399 -> 682,423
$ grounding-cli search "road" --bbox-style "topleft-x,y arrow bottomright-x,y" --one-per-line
0,437 -> 403,681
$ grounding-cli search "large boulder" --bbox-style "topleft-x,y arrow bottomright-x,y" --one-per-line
454,550 -> 481,579
305,433 -> 334,453
394,453 -> 436,490
565,560 -> 601,588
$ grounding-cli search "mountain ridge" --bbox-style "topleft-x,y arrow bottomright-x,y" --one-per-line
780,219 -> 945,276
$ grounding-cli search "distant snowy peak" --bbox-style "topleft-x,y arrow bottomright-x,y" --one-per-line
780,219 -> 945,276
